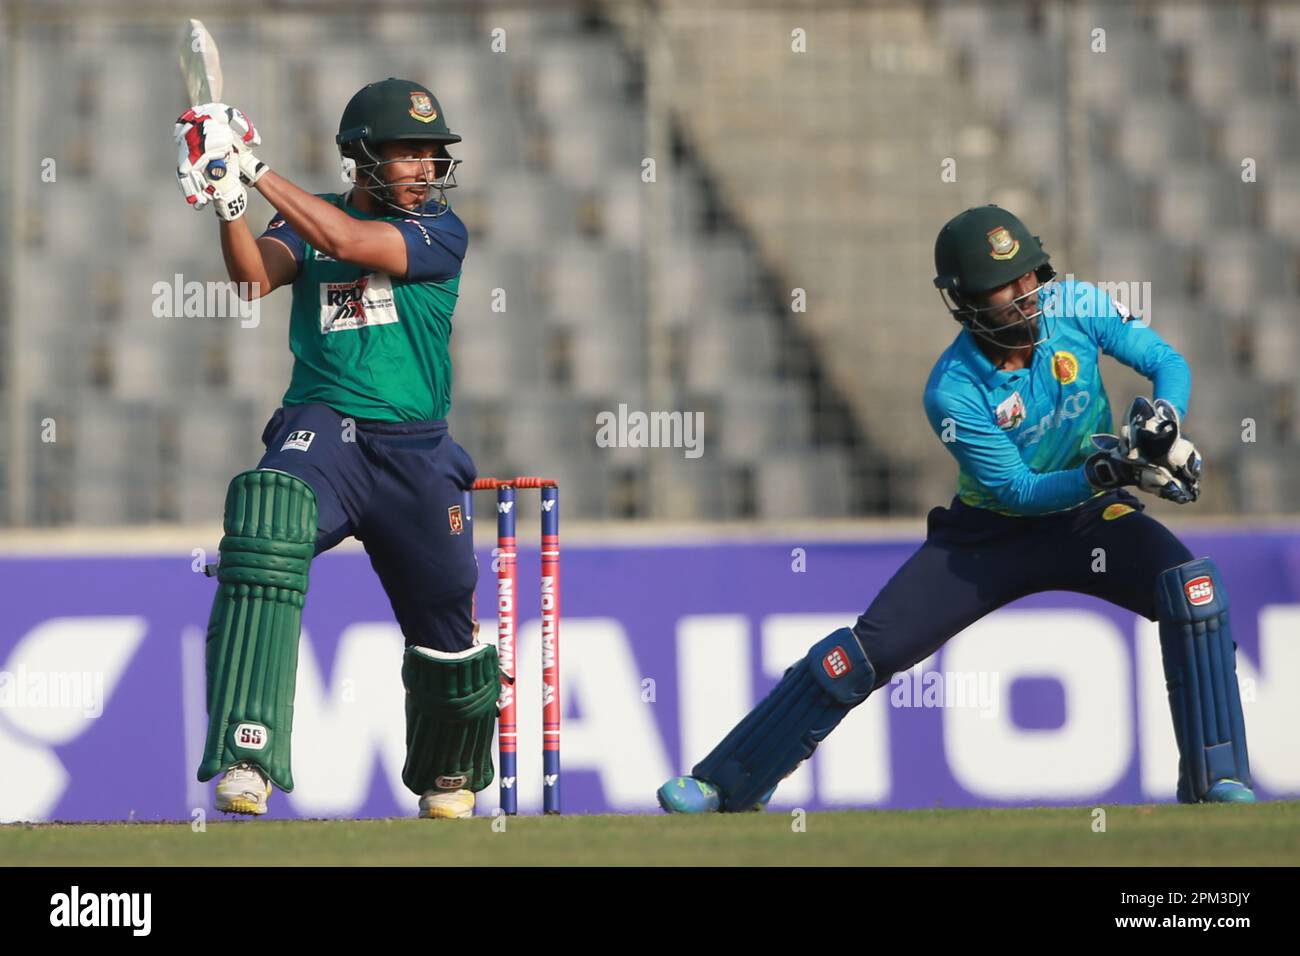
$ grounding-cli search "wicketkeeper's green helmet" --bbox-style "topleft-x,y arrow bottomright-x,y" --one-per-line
336,78 -> 462,218
933,205 -> 1057,349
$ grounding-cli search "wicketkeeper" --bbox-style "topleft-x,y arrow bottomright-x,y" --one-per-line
175,79 -> 497,819
659,205 -> 1255,812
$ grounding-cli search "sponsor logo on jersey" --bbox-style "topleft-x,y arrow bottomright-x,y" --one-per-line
409,92 -> 438,123
319,273 -> 399,333
1185,575 -> 1215,607
822,646 -> 852,679
234,722 -> 268,751
404,218 -> 433,246
313,248 -> 336,262
448,504 -> 464,535
1051,350 -> 1080,385
434,775 -> 467,790
281,430 -> 315,452
986,226 -> 1020,260
1017,390 -> 1092,446
1102,503 -> 1135,521
995,391 -> 1026,430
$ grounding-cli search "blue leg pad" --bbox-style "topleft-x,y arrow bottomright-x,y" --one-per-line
692,628 -> 875,812
1154,558 -> 1253,803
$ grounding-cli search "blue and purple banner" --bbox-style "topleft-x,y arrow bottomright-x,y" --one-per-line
1,530 -> 1298,821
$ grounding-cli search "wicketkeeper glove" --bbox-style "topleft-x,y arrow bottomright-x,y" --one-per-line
1086,395 -> 1202,505
1085,434 -> 1194,504
1123,396 -> 1202,501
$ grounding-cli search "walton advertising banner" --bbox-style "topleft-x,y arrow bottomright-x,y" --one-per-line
1,531 -> 1298,821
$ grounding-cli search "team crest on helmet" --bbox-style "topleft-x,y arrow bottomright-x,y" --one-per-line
986,226 -> 1020,260
1051,350 -> 1080,385
408,92 -> 437,123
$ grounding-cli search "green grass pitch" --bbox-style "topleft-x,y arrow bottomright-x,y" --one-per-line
3,802 -> 1298,866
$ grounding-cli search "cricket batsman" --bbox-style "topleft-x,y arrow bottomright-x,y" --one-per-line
174,79 -> 498,819
658,205 -> 1255,812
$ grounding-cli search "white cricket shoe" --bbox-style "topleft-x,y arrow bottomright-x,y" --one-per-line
418,789 -> 475,819
215,761 -> 272,816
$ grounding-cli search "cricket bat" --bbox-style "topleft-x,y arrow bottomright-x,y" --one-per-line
178,18 -> 227,181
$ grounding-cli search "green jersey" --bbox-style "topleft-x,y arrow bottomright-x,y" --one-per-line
260,194 -> 468,422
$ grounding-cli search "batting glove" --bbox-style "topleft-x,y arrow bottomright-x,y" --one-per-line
209,161 -> 250,221
225,107 -> 270,186
175,104 -> 238,208
174,103 -> 268,209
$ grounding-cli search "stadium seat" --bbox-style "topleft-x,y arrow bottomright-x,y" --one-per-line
1115,99 -> 1211,177
1152,163 -> 1250,238
1198,232 -> 1292,317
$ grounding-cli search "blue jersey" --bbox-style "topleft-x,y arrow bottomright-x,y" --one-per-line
923,279 -> 1191,516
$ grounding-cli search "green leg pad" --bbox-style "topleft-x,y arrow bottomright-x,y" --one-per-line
198,469 -> 317,792
402,643 -> 501,795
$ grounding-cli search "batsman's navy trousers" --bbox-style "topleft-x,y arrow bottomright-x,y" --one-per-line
256,402 -> 478,653
854,489 -> 1193,689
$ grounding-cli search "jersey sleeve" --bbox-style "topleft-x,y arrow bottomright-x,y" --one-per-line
924,387 -> 1094,516
393,214 -> 467,282
1083,285 -> 1191,418
259,214 -> 306,268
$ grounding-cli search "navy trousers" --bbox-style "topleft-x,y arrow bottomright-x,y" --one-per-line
854,490 -> 1194,690
256,402 -> 478,653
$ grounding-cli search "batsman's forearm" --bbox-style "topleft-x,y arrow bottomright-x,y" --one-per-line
219,217 -> 270,299
254,170 -> 357,259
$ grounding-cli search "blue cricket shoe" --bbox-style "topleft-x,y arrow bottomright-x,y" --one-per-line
656,776 -> 776,813
1203,779 -> 1256,803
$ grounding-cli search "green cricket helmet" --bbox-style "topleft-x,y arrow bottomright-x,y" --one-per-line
933,205 -> 1057,350
336,78 -> 462,218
